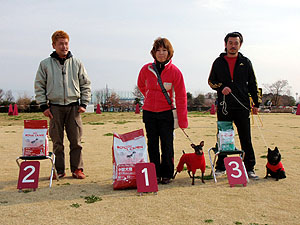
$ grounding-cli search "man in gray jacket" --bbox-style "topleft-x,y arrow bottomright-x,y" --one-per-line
35,30 -> 91,179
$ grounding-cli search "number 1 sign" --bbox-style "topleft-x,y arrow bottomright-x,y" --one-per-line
135,163 -> 158,193
224,157 -> 247,187
17,161 -> 40,190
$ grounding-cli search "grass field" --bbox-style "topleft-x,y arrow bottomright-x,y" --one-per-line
0,112 -> 299,225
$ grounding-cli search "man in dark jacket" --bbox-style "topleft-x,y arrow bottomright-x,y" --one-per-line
208,32 -> 261,179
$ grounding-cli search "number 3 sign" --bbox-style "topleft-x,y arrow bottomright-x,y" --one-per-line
224,157 -> 248,187
135,163 -> 158,193
17,161 -> 40,190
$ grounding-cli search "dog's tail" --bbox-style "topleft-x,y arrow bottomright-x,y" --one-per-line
182,150 -> 185,154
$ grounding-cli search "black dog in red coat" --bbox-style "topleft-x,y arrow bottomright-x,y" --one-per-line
264,147 -> 286,181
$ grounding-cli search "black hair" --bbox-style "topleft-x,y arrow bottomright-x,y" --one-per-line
224,32 -> 243,44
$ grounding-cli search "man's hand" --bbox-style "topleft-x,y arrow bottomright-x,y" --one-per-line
78,106 -> 86,113
222,87 -> 232,95
43,108 -> 53,119
252,107 -> 258,115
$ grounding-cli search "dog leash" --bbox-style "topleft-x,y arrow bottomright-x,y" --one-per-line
181,128 -> 194,144
222,93 -> 269,148
254,115 -> 269,148
221,93 -> 250,116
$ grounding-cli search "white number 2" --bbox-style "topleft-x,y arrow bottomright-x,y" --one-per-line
141,168 -> 149,186
22,165 -> 35,183
228,161 -> 242,178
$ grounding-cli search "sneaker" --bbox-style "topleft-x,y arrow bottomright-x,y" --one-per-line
215,169 -> 226,177
248,171 -> 259,180
72,169 -> 86,179
49,172 -> 65,180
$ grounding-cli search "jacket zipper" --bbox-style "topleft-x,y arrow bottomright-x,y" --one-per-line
62,64 -> 66,105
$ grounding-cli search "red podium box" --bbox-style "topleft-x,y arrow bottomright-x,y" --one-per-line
224,157 -> 247,187
17,161 -> 40,190
135,163 -> 158,193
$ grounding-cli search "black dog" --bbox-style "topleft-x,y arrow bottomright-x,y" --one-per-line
264,147 -> 286,181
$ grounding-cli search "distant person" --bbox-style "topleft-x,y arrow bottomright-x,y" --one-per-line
138,37 -> 188,184
35,30 -> 91,179
208,32 -> 261,179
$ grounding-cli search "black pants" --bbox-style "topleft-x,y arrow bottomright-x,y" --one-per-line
143,110 -> 174,179
216,108 -> 256,172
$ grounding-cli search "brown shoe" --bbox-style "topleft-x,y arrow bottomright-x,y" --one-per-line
49,172 -> 65,180
72,169 -> 86,179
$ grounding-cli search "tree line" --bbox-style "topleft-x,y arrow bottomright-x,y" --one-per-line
0,80 -> 298,113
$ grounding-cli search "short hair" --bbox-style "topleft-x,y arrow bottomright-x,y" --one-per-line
51,30 -> 69,44
224,32 -> 243,44
150,37 -> 174,61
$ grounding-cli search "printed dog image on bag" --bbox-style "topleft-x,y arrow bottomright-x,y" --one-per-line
265,147 -> 286,181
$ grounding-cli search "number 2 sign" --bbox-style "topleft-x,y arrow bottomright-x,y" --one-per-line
17,161 -> 40,190
224,157 -> 248,187
135,163 -> 158,193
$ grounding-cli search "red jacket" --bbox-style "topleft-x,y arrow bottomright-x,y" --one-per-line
176,153 -> 206,175
138,60 -> 188,128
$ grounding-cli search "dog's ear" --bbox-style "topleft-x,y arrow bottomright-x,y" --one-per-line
268,148 -> 271,153
200,141 -> 204,147
274,147 -> 279,152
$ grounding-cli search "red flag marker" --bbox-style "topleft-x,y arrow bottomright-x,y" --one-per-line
96,104 -> 101,114
210,104 -> 215,115
8,104 -> 13,115
135,104 -> 140,114
13,104 -> 18,116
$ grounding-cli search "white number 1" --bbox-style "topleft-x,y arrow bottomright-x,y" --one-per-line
228,161 -> 242,178
141,168 -> 149,186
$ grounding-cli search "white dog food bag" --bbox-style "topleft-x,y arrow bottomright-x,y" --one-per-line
218,129 -> 235,151
112,129 -> 148,190
22,120 -> 49,156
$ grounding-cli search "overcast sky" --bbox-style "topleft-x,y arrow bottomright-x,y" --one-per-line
1,0 -> 300,101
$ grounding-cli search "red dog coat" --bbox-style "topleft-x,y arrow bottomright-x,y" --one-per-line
266,162 -> 285,172
176,153 -> 206,175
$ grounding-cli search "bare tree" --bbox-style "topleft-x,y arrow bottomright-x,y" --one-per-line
263,80 -> 290,106
132,85 -> 143,99
4,90 -> 14,102
94,89 -> 105,104
0,89 -> 4,101
16,93 -> 32,111
193,93 -> 205,107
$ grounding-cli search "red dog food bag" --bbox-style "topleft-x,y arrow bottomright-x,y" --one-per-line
112,129 -> 148,190
22,120 -> 49,156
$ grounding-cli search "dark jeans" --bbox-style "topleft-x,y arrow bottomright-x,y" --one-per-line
216,108 -> 256,172
49,105 -> 83,173
143,110 -> 174,179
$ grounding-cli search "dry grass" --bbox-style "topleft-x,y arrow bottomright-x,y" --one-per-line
0,112 -> 299,225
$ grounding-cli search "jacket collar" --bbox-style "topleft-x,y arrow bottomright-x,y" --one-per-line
148,60 -> 172,77
220,52 -> 243,59
50,51 -> 73,65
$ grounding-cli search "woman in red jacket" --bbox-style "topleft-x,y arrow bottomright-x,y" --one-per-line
137,37 -> 188,184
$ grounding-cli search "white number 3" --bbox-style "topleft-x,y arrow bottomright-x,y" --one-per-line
228,161 -> 242,178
